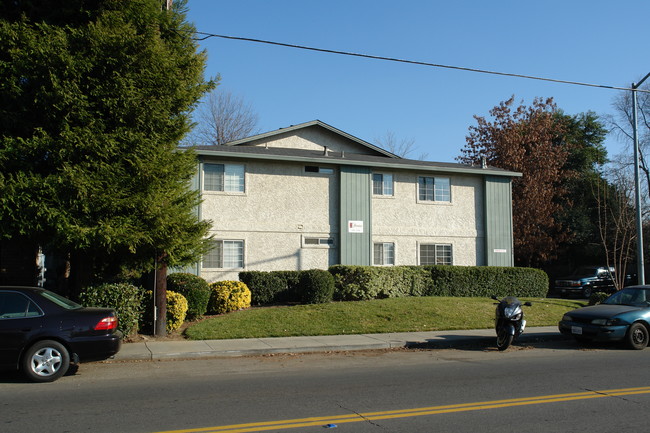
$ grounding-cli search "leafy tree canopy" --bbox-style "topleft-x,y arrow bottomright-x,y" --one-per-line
459,97 -> 609,267
0,0 -> 215,287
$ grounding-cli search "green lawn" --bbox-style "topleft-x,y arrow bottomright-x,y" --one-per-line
184,297 -> 586,340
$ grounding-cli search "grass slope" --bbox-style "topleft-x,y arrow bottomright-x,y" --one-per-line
184,297 -> 585,340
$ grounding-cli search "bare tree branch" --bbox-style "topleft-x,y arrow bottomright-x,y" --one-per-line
191,89 -> 260,145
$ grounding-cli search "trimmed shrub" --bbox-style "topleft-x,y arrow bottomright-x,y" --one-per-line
239,271 -> 300,305
589,291 -> 610,305
299,269 -> 335,304
166,273 -> 210,320
80,282 -> 144,338
166,291 -> 189,332
207,281 -> 252,314
330,265 -> 548,300
140,290 -> 189,334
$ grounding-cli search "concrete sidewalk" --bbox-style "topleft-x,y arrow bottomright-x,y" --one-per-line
112,326 -> 564,361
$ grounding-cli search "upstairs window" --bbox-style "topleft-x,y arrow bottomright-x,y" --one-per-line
204,163 -> 245,192
418,176 -> 450,202
372,173 -> 393,196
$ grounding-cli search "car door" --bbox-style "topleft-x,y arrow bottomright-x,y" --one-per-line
0,292 -> 44,368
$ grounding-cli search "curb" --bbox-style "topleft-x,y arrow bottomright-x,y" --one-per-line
112,327 -> 566,362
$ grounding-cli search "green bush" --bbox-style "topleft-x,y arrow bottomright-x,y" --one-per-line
329,265 -> 548,300
589,291 -> 611,305
330,266 -> 431,301
166,273 -> 210,320
208,281 -> 252,314
80,282 -> 144,338
239,271 -> 299,305
140,290 -> 189,334
299,269 -> 335,304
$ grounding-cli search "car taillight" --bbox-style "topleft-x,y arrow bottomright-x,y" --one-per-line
94,316 -> 118,331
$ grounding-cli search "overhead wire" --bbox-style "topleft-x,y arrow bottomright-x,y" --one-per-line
192,32 -> 650,94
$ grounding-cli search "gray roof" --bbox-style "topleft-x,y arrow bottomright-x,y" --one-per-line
191,144 -> 521,178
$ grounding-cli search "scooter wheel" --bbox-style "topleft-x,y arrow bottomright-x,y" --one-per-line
497,328 -> 514,351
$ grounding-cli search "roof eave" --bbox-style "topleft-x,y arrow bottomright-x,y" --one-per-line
193,148 -> 522,178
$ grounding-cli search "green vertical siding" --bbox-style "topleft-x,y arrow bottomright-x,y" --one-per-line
340,166 -> 372,265
484,176 -> 514,266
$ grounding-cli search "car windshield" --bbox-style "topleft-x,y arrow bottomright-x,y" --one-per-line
602,288 -> 650,307
37,290 -> 82,310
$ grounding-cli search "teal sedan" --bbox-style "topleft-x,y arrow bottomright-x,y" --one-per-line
558,286 -> 650,350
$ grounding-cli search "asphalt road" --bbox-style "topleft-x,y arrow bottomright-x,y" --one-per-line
2,339 -> 650,433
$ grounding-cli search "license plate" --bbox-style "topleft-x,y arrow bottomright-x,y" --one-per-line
572,326 -> 583,335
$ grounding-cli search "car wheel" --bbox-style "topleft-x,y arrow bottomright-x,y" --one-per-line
626,323 -> 649,350
583,287 -> 593,299
21,340 -> 70,383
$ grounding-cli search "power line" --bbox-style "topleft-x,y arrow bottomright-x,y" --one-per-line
193,32 -> 650,94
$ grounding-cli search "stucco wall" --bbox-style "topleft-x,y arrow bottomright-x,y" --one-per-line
371,170 -> 485,266
245,126 -> 378,155
200,159 -> 340,282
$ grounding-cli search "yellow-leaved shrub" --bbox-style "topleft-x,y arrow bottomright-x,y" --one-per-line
166,290 -> 188,332
208,281 -> 251,314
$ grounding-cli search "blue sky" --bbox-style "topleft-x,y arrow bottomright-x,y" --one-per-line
185,0 -> 649,163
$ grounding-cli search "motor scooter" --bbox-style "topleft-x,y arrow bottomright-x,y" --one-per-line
491,295 -> 532,351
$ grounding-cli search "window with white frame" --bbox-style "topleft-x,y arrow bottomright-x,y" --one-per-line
418,176 -> 450,202
203,163 -> 245,192
302,237 -> 335,247
373,242 -> 395,266
372,173 -> 393,196
203,240 -> 244,269
419,244 -> 452,265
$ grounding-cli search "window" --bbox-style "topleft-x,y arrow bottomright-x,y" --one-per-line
203,240 -> 244,269
373,243 -> 395,266
372,173 -> 393,196
419,244 -> 452,265
204,163 -> 245,192
0,292 -> 43,319
303,237 -> 335,247
418,176 -> 450,202
305,166 -> 334,175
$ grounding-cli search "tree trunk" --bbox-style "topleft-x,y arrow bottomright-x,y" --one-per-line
68,250 -> 94,301
154,257 -> 168,337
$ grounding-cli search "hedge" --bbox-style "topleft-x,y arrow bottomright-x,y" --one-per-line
330,265 -> 548,300
239,271 -> 300,305
298,269 -> 335,304
166,273 -> 211,320
239,270 -> 332,305
80,282 -> 144,337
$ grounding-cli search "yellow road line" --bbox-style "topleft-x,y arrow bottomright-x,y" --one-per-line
154,386 -> 650,433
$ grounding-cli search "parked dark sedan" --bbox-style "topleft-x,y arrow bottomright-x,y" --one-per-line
0,286 -> 122,382
558,285 -> 650,350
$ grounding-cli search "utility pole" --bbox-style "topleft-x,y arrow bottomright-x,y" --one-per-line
632,72 -> 650,285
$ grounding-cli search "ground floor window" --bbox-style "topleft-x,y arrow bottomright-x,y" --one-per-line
373,242 -> 395,266
203,240 -> 244,269
419,243 -> 452,265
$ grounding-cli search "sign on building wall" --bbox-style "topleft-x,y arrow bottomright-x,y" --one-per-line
348,220 -> 364,233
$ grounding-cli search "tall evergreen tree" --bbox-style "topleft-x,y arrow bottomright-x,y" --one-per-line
0,0 -> 215,335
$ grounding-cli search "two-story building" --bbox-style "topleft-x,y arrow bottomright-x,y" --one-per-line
192,120 -> 521,282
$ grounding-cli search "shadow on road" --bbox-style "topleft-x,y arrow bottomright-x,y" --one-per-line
404,335 -> 630,353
